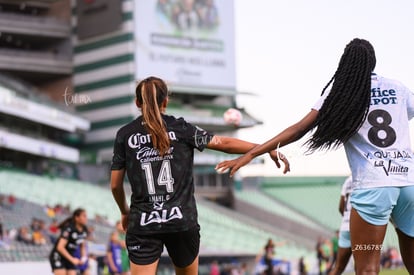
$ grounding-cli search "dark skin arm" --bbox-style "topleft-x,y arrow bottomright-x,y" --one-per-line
111,136 -> 290,230
338,195 -> 345,216
207,135 -> 290,174
216,109 -> 319,177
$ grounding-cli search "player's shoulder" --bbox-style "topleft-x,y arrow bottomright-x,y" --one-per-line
377,75 -> 409,91
116,117 -> 142,137
62,222 -> 74,237
163,114 -> 192,130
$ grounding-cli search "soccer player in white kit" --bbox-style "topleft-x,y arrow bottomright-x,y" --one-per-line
329,176 -> 352,275
216,38 -> 414,275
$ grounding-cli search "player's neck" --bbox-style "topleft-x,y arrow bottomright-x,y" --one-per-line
75,223 -> 83,231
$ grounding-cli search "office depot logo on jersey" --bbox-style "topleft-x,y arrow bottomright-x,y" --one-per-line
128,131 -> 177,149
370,88 -> 398,106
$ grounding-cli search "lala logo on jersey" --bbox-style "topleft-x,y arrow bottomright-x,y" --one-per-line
153,202 -> 164,211
140,206 -> 183,226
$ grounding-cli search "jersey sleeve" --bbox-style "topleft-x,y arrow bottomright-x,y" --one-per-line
60,225 -> 72,240
181,120 -> 214,152
111,129 -> 126,170
311,90 -> 330,111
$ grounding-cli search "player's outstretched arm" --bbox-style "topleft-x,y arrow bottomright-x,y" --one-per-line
206,136 -> 290,174
216,109 -> 318,177
111,169 -> 130,230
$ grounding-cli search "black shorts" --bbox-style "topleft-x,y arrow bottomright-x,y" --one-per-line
126,226 -> 200,268
49,250 -> 77,271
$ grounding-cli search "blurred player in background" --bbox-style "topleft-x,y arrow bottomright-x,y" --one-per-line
217,38 -> 414,275
329,176 -> 352,275
115,221 -> 130,275
111,76 -> 289,275
107,231 -> 123,275
49,208 -> 88,275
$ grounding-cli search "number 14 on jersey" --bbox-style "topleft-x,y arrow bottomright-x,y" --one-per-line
141,160 -> 175,195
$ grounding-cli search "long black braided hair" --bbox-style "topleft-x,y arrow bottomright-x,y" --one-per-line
305,38 -> 376,152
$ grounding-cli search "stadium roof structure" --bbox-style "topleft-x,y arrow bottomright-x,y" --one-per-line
0,74 -> 90,163
0,73 -> 89,132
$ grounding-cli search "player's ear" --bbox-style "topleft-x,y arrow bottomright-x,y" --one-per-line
135,98 -> 142,108
161,97 -> 168,110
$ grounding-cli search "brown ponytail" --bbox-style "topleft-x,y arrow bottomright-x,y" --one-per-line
58,208 -> 85,229
136,77 -> 170,155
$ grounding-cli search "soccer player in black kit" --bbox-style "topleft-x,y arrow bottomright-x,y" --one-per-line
49,208 -> 88,275
111,76 -> 290,275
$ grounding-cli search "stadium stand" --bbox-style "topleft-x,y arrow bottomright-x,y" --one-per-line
0,169 -> 314,263
234,188 -> 327,230
197,198 -> 314,259
0,193 -> 111,262
260,176 -> 400,250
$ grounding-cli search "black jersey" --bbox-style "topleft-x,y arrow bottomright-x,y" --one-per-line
111,115 -> 213,234
51,222 -> 88,256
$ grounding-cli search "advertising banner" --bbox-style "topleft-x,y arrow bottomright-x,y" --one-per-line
135,0 -> 235,89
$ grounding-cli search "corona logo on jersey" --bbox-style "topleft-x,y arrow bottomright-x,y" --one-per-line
140,206 -> 183,226
128,131 -> 177,149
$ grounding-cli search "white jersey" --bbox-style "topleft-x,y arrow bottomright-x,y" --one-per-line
313,74 -> 414,189
340,176 -> 352,232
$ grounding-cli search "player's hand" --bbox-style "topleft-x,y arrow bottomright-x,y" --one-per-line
216,154 -> 253,177
268,150 -> 290,174
121,210 -> 130,232
71,257 -> 82,266
81,256 -> 88,264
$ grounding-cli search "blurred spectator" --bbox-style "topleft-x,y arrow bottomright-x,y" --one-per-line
0,229 -> 12,249
45,205 -> 56,219
210,260 -> 220,275
298,257 -> 308,275
48,218 -> 60,244
381,247 -> 403,269
0,194 -> 5,207
17,226 -> 32,244
2,194 -> 16,209
262,238 -> 287,275
8,228 -> 18,240
0,215 -> 3,240
32,228 -> 47,245
264,238 -> 275,275
327,231 -> 339,273
7,194 -> 16,209
30,218 -> 40,232
316,236 -> 333,275
321,238 -> 333,272
239,262 -> 248,275
54,204 -> 64,215
64,204 -> 71,215
389,247 -> 403,268
32,219 -> 47,246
